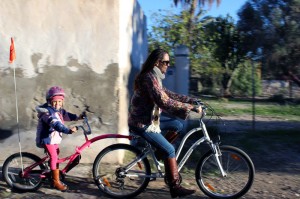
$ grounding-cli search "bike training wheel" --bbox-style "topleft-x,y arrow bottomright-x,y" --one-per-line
195,145 -> 255,199
2,152 -> 47,191
93,144 -> 151,198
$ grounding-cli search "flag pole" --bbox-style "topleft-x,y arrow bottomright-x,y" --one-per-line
10,37 -> 23,169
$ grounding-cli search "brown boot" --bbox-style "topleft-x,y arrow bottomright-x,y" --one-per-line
165,158 -> 195,198
52,169 -> 68,191
155,131 -> 179,161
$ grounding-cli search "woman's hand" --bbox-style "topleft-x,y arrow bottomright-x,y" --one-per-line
196,106 -> 202,114
192,105 -> 202,113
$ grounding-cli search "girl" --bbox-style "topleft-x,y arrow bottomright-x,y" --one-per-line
36,86 -> 83,191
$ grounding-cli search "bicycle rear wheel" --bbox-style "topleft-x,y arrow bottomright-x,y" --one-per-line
2,152 -> 47,191
93,144 -> 151,198
195,145 -> 255,199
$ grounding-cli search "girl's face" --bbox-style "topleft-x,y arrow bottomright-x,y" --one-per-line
51,99 -> 63,110
157,53 -> 170,74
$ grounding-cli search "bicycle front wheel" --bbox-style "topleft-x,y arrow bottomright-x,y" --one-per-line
2,152 -> 47,191
195,145 -> 255,199
93,144 -> 151,199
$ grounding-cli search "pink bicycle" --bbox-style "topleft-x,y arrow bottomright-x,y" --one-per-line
2,113 -> 132,191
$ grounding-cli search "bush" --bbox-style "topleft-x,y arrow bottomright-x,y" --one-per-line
230,61 -> 262,97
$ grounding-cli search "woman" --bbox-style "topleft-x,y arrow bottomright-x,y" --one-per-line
128,48 -> 202,198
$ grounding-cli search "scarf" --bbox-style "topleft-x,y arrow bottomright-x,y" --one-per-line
145,66 -> 165,133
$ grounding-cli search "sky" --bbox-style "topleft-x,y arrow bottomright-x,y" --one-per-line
138,0 -> 247,27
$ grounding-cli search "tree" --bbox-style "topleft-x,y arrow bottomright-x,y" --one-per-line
173,0 -> 221,42
203,15 -> 246,96
230,60 -> 262,97
237,0 -> 300,86
148,9 -> 222,93
148,9 -> 249,97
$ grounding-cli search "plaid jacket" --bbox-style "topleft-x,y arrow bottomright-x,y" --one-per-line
128,71 -> 198,128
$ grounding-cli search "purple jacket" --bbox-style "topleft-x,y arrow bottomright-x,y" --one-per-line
36,104 -> 78,146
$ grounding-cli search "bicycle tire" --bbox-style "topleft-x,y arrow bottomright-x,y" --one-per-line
195,145 -> 255,199
2,152 -> 47,191
93,144 -> 151,198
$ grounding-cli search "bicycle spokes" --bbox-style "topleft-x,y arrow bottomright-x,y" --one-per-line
93,144 -> 151,198
196,146 -> 255,199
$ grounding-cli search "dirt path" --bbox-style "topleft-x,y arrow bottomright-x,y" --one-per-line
1,163 -> 299,199
1,116 -> 300,198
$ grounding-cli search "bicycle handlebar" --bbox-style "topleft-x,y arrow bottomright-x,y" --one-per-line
76,112 -> 92,135
195,100 -> 207,119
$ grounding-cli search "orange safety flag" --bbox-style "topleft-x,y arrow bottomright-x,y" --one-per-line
9,37 -> 16,63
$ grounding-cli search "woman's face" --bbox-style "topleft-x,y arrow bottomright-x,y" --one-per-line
157,53 -> 170,74
51,99 -> 63,110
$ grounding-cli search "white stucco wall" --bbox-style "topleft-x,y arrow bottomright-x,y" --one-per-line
0,0 -> 120,76
0,0 -> 147,162
118,0 -> 147,138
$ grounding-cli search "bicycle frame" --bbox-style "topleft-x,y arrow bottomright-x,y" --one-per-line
22,132 -> 132,178
127,112 -> 227,179
176,120 -> 227,177
59,133 -> 132,174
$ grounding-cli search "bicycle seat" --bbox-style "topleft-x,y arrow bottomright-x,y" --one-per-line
129,129 -> 141,137
129,130 -> 148,148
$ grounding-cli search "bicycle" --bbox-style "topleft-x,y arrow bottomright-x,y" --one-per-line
2,113 -> 132,192
92,102 -> 255,199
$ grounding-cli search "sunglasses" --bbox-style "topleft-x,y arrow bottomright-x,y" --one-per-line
160,60 -> 170,65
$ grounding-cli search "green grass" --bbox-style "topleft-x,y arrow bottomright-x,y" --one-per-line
202,99 -> 300,121
181,129 -> 300,172
220,129 -> 300,152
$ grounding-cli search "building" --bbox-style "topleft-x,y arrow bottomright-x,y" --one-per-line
0,0 -> 147,162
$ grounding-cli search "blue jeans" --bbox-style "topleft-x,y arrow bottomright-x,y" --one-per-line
129,117 -> 183,159
160,115 -> 184,135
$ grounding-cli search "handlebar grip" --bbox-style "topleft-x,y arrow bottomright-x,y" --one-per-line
81,111 -> 87,118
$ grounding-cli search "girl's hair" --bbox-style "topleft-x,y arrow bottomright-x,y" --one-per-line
134,48 -> 168,90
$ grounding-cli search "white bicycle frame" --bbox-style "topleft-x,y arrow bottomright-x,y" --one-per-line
176,120 -> 227,177
126,113 -> 227,179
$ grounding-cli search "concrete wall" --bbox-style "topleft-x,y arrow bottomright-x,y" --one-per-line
0,0 -> 147,162
163,45 -> 190,96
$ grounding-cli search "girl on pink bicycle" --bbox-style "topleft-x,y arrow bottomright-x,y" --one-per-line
35,86 -> 83,191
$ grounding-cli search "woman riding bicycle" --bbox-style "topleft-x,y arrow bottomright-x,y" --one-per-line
128,48 -> 202,198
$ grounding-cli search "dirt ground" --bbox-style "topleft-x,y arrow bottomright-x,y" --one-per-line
1,115 -> 300,199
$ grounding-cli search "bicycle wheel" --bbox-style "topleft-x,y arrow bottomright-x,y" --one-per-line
2,152 -> 47,191
93,144 -> 151,198
195,145 -> 255,199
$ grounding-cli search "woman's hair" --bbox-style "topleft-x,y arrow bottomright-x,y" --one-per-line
134,48 -> 168,90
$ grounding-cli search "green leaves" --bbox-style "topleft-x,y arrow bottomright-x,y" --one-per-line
237,0 -> 300,85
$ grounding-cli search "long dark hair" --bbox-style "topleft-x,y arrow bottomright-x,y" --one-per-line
134,48 -> 168,90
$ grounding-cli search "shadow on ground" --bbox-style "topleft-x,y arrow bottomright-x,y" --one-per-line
0,129 -> 13,141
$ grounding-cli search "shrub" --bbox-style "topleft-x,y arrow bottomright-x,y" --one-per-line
230,61 -> 262,97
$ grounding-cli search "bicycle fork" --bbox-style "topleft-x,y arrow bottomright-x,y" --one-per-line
210,143 -> 227,177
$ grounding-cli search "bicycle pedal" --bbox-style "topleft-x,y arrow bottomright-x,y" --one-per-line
150,177 -> 156,181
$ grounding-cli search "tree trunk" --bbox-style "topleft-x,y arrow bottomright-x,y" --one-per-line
288,70 -> 300,87
187,0 -> 197,43
221,72 -> 232,97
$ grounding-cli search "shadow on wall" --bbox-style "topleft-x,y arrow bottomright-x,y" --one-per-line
128,0 -> 148,97
0,129 -> 12,141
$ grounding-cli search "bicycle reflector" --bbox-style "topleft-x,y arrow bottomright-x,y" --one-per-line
137,162 -> 143,170
230,154 -> 241,161
205,183 -> 215,192
103,177 -> 111,187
